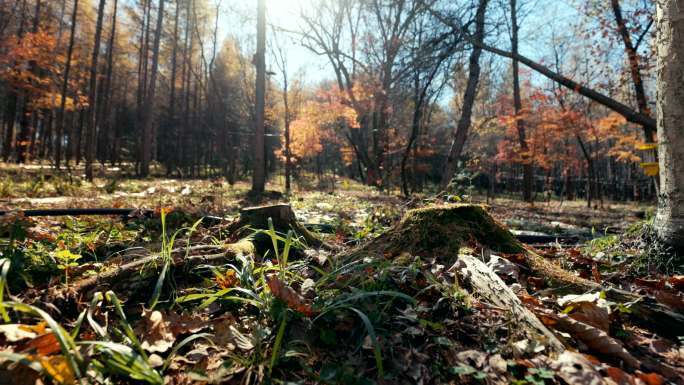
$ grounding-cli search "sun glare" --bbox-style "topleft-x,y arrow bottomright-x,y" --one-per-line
267,0 -> 315,18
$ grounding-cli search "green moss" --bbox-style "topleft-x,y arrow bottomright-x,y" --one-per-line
364,204 -> 523,261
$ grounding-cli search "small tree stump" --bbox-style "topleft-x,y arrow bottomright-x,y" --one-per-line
234,204 -> 332,250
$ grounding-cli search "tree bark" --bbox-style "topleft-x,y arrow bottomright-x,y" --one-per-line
167,0 -> 180,174
441,0 -> 488,188
98,0 -> 118,167
84,0 -> 107,181
654,0 -> 684,247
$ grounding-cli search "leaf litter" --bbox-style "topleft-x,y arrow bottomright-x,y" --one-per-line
0,179 -> 682,384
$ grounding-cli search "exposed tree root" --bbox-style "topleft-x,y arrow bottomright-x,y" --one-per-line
48,240 -> 255,303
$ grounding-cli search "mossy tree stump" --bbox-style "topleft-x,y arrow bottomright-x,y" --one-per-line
350,204 -> 522,261
347,204 -> 684,340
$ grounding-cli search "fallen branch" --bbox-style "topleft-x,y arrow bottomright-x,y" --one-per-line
451,254 -> 565,354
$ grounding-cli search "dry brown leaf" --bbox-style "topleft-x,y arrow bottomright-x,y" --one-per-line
551,314 -> 639,369
637,372 -> 665,385
165,311 -> 208,336
34,354 -> 75,385
18,333 -> 61,356
558,293 -> 611,333
138,310 -> 174,353
668,276 -> 684,292
214,270 -> 239,289
552,351 -> 604,385
266,274 -> 313,316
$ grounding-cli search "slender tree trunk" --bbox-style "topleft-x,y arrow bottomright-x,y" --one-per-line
15,0 -> 41,163
441,0 -> 489,188
610,0 -> 654,143
167,0 -> 180,174
654,0 -> 684,247
84,0 -> 107,181
282,71 -> 292,194
576,135 -> 595,208
140,0 -> 165,177
511,0 -> 533,202
54,0 -> 78,169
96,0 -> 117,166
251,0 -> 266,194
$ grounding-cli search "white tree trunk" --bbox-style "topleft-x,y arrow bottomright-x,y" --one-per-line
655,0 -> 684,246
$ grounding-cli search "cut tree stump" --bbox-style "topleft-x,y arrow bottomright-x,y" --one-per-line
452,254 -> 566,354
230,204 -> 335,251
346,204 -> 684,340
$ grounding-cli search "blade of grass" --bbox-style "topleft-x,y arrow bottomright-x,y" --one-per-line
80,341 -> 162,385
0,258 -> 11,322
269,313 -> 288,375
105,291 -> 148,361
3,302 -> 83,379
162,332 -> 213,371
348,307 -> 384,380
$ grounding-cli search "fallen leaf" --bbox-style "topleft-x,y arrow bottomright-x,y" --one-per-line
668,276 -> 684,292
35,354 -> 75,385
138,310 -> 174,353
605,366 -> 637,385
487,255 -> 519,281
0,325 -> 38,343
19,333 -> 61,356
266,274 -> 314,316
637,372 -> 665,385
214,270 -> 240,289
557,292 -> 611,332
552,351 -> 604,385
550,314 -> 639,368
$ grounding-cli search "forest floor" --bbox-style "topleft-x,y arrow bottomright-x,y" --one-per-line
0,167 -> 682,385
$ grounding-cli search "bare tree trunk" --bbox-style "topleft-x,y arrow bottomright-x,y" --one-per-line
15,0 -> 41,164
610,0 -> 654,143
167,0 -> 180,174
55,0 -> 79,170
139,0 -> 165,177
84,0 -> 106,181
441,0 -> 488,188
283,71 -> 292,194
251,0 -> 266,194
511,0 -> 533,202
654,0 -> 684,247
97,0 -> 118,167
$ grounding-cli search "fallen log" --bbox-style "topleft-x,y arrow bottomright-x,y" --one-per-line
345,204 -> 684,340
451,254 -> 565,354
52,240 -> 255,301
49,204 -> 331,304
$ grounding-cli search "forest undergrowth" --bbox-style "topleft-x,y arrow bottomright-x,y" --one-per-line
0,172 -> 682,385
